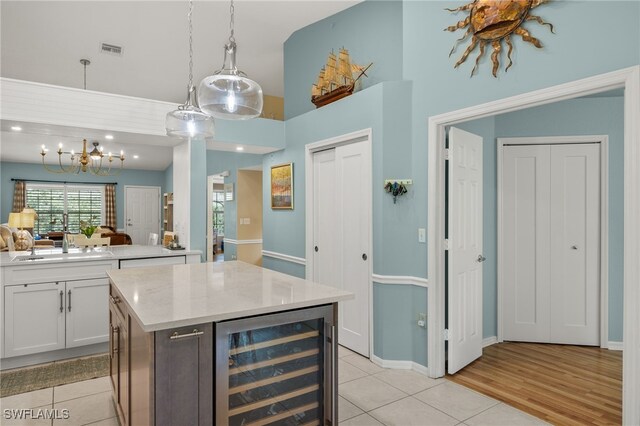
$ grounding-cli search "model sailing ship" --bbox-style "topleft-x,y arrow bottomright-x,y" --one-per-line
311,48 -> 373,108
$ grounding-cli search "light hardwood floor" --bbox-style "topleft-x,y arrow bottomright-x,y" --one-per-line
448,342 -> 622,425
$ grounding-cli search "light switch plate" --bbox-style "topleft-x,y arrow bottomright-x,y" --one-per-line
418,228 -> 426,243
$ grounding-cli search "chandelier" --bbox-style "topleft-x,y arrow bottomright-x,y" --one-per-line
40,139 -> 125,176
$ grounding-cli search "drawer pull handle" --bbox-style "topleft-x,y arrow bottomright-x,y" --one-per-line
109,295 -> 121,304
170,329 -> 204,340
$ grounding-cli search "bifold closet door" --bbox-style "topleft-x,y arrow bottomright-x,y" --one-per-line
502,145 -> 551,343
549,144 -> 600,345
502,143 -> 600,346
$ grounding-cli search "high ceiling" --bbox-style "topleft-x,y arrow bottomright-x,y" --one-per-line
0,1 -> 360,169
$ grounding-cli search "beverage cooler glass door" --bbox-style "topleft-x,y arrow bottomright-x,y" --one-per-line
215,305 -> 336,426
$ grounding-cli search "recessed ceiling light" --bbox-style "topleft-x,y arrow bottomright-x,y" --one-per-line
236,146 -> 244,151
133,155 -> 139,159
11,126 -> 22,131
105,134 -> 114,140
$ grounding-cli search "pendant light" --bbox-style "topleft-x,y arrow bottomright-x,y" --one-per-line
166,0 -> 215,139
198,0 -> 263,120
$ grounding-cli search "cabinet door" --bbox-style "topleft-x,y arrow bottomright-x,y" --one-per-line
66,278 -> 110,348
154,323 -> 213,426
4,282 -> 65,357
118,318 -> 129,426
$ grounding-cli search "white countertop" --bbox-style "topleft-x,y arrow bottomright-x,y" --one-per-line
0,245 -> 201,266
107,261 -> 354,332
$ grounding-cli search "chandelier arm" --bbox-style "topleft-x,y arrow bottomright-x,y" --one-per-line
41,155 -> 67,174
58,152 -> 79,174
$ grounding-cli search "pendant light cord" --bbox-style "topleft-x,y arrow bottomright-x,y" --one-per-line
188,0 -> 194,88
228,0 -> 235,43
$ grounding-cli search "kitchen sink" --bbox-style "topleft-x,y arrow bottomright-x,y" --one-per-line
11,248 -> 114,262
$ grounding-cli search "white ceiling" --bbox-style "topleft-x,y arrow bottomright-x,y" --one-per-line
0,1 -> 360,170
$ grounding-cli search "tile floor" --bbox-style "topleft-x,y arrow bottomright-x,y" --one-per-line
0,347 -> 548,425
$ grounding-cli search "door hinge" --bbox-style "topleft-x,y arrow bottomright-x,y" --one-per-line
443,329 -> 450,341
444,239 -> 450,250
444,148 -> 451,161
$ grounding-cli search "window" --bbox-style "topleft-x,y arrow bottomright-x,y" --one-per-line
212,190 -> 225,235
26,184 -> 105,235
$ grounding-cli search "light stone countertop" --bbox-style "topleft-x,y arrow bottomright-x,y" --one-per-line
0,245 -> 201,266
107,261 -> 354,332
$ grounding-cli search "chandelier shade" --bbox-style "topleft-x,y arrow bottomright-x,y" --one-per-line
166,86 -> 215,138
165,0 -> 215,139
197,0 -> 263,120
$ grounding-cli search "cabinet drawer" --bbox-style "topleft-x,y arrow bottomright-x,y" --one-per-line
4,261 -> 116,285
119,256 -> 186,269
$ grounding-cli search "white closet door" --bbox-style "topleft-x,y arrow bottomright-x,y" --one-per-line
549,144 -> 600,345
447,127 -> 484,374
502,145 -> 551,342
312,149 -> 339,289
502,143 -> 600,346
312,140 -> 371,357
335,141 -> 370,357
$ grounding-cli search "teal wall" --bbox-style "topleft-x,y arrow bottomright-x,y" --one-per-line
0,161 -> 166,230
214,118 -> 284,151
164,163 -> 173,193
284,0 -> 403,119
260,0 -> 639,367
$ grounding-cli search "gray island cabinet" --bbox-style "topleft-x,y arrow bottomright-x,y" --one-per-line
107,261 -> 352,426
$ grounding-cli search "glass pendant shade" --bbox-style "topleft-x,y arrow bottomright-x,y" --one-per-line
198,42 -> 263,120
166,85 -> 215,139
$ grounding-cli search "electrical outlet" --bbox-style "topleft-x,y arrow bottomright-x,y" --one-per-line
417,313 -> 427,328
418,228 -> 426,243
245,218 -> 250,225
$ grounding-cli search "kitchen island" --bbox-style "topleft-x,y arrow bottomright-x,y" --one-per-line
0,245 -> 201,369
107,260 -> 352,426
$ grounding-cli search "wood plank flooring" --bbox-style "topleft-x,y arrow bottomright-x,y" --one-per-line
447,342 -> 622,425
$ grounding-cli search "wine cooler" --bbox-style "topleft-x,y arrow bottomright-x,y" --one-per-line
215,305 -> 336,426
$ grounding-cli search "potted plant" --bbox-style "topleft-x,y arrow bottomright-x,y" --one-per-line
79,217 -> 98,238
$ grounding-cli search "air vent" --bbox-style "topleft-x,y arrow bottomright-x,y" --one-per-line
100,42 -> 123,56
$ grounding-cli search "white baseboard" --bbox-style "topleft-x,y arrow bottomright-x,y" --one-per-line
483,336 -> 498,348
608,341 -> 623,351
370,354 -> 430,377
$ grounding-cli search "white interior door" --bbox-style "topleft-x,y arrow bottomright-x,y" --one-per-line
312,140 -> 371,356
447,127 -> 483,374
125,186 -> 160,245
502,145 -> 552,342
502,143 -> 600,345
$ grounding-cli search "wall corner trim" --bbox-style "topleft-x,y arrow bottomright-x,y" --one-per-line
261,250 -> 306,266
608,341 -> 624,351
370,354 -> 429,376
482,336 -> 498,348
372,274 -> 428,288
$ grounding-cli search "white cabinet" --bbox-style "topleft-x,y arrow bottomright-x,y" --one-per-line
4,278 -> 110,357
4,282 -> 65,357
66,278 -> 109,348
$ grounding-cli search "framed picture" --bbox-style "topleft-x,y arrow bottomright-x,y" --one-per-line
271,163 -> 294,209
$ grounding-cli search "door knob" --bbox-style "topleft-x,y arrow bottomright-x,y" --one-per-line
362,253 -> 368,261
571,245 -> 578,250
477,255 -> 486,262
314,246 -> 318,252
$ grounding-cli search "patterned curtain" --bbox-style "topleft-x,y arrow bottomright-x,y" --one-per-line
11,181 -> 26,213
104,184 -> 117,229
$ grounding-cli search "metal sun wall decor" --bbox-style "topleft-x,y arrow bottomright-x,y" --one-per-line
445,0 -> 554,77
